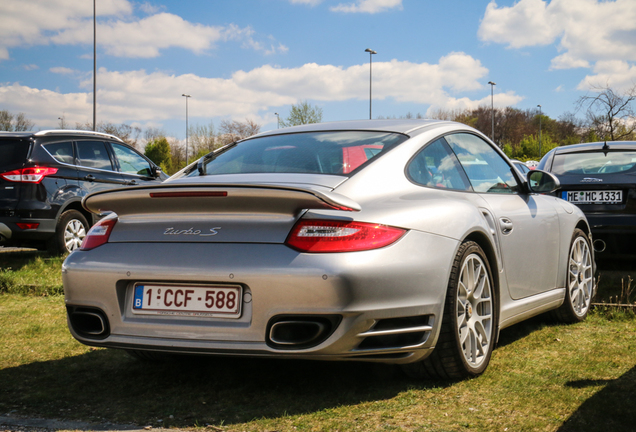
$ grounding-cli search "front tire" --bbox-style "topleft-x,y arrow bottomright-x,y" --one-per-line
47,210 -> 89,255
551,229 -> 594,323
403,241 -> 497,379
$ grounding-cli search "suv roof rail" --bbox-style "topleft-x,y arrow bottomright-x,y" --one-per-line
34,129 -> 125,143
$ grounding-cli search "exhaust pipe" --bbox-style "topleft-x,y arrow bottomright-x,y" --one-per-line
593,239 -> 606,253
67,306 -> 109,339
266,315 -> 341,349
269,320 -> 327,346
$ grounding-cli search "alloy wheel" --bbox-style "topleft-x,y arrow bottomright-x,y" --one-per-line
456,253 -> 493,368
64,219 -> 86,252
568,236 -> 593,317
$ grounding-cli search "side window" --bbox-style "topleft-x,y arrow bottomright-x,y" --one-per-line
43,142 -> 74,165
77,141 -> 113,170
407,138 -> 472,191
110,143 -> 153,177
444,133 -> 519,194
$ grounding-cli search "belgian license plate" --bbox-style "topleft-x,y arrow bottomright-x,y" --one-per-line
562,190 -> 622,204
132,284 -> 242,318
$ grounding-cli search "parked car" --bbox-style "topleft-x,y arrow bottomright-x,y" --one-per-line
538,141 -> 636,261
63,120 -> 594,379
0,130 -> 166,254
511,159 -> 531,175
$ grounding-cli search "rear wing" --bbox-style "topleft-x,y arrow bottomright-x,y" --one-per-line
83,184 -> 361,217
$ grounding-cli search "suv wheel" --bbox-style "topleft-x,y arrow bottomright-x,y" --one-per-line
48,210 -> 89,255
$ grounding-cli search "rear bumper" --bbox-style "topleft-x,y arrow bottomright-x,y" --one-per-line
586,214 -> 636,259
0,216 -> 56,245
62,231 -> 457,364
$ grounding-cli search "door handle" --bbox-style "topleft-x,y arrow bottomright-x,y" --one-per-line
127,179 -> 138,185
499,217 -> 513,235
84,174 -> 95,182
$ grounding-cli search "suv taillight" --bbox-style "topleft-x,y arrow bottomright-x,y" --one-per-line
80,216 -> 118,251
286,220 -> 406,253
0,167 -> 58,183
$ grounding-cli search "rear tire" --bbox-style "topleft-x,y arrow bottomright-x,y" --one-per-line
403,241 -> 497,379
47,210 -> 89,255
551,229 -> 594,323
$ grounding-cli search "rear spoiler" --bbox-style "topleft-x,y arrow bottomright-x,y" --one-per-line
83,184 -> 361,217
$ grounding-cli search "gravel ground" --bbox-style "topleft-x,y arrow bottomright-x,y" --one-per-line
0,416 -> 148,432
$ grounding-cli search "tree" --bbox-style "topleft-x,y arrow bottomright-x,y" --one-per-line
75,121 -> 142,148
144,136 -> 172,173
576,84 -> 636,141
280,100 -> 323,127
189,121 -> 218,159
0,110 -> 34,131
217,119 -> 261,146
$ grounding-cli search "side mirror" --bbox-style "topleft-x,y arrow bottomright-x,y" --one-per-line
527,170 -> 560,194
151,165 -> 162,178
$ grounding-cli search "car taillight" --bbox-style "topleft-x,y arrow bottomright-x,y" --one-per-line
80,216 -> 118,251
0,167 -> 58,183
286,220 -> 406,253
16,223 -> 40,230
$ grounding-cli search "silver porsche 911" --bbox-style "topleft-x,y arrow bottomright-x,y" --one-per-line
62,119 -> 595,379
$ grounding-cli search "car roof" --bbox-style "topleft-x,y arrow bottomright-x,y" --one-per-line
254,119 -> 457,138
0,130 -> 125,143
551,141 -> 636,154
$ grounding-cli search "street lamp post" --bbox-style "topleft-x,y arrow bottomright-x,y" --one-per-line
537,104 -> 542,158
488,81 -> 496,143
182,94 -> 191,165
275,112 -> 280,129
93,0 -> 96,131
365,48 -> 377,120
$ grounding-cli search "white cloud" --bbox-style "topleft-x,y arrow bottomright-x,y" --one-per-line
289,0 -> 323,5
50,66 -> 75,75
577,60 -> 636,91
330,0 -> 403,14
0,53 -> 521,129
478,0 -> 636,70
0,0 -> 131,60
22,64 -> 39,71
0,0 -> 287,60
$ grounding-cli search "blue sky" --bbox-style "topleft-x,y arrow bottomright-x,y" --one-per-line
1,0 -> 636,144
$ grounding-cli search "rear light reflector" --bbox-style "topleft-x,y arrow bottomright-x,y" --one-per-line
16,223 -> 39,230
286,220 -> 406,253
80,216 -> 118,251
0,167 -> 58,183
150,191 -> 228,198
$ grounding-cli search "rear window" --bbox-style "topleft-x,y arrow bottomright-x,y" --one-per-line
0,139 -> 30,170
551,151 -> 636,175
188,131 -> 407,177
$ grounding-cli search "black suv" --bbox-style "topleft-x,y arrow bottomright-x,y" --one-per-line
0,130 -> 167,254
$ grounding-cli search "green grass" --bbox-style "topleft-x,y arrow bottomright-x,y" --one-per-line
1,253 -> 635,431
0,251 -> 64,295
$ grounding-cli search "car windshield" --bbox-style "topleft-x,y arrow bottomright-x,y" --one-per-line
186,131 -> 407,177
551,151 -> 636,175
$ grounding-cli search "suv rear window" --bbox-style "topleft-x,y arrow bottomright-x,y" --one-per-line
188,131 -> 407,177
551,151 -> 636,175
0,139 -> 30,170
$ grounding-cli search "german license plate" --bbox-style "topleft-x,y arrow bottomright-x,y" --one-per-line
132,284 -> 242,318
562,190 -> 622,204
